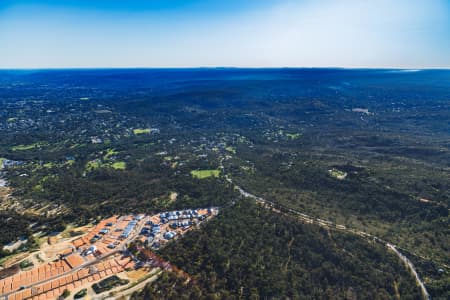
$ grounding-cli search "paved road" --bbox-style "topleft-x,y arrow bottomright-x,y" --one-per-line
1,217 -> 146,299
0,249 -> 122,299
223,163 -> 431,300
99,269 -> 161,300
387,243 -> 430,300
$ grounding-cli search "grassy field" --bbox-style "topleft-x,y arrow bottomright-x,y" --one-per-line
190,169 -> 220,179
111,161 -> 126,170
85,160 -> 102,171
225,146 -> 236,154
286,133 -> 301,140
11,143 -> 43,151
85,160 -> 126,171
43,162 -> 56,168
104,148 -> 118,160
328,168 -> 347,180
133,128 -> 151,135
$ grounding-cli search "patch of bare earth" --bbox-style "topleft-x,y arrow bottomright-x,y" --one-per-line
169,192 -> 178,202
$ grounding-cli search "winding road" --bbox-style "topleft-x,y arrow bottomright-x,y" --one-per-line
223,169 -> 431,300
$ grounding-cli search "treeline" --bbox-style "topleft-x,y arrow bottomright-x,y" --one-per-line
234,146 -> 448,223
134,200 -> 422,299
130,271 -> 203,300
0,212 -> 39,259
5,136 -> 237,217
0,212 -> 32,248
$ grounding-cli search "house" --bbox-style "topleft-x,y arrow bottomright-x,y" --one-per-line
140,227 -> 150,235
120,231 -> 130,239
134,214 -> 145,220
163,231 -> 176,240
83,246 -> 97,256
152,225 -> 161,233
2,159 -> 22,169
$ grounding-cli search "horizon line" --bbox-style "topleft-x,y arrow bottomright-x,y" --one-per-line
1,66 -> 450,71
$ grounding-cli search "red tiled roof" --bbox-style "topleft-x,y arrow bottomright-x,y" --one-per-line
64,254 -> 84,269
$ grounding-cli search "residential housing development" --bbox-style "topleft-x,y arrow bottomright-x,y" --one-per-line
0,208 -> 219,300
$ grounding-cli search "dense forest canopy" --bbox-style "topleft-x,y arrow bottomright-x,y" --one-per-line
0,69 -> 449,298
134,200 -> 422,299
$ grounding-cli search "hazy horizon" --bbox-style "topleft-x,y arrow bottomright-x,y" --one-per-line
1,0 -> 449,69
1,67 -> 449,71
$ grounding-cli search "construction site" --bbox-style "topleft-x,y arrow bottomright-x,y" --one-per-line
0,208 -> 219,300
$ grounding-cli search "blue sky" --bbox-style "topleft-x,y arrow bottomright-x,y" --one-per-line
0,0 -> 449,68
